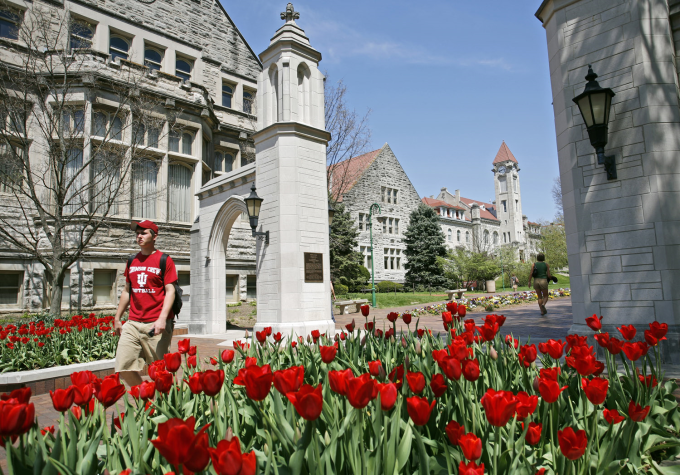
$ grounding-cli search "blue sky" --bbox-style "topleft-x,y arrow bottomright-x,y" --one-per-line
223,0 -> 560,222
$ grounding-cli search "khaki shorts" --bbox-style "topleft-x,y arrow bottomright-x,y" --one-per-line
115,320 -> 174,372
533,278 -> 549,292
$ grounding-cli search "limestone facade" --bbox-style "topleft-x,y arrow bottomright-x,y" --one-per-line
535,0 -> 680,360
0,0 -> 261,319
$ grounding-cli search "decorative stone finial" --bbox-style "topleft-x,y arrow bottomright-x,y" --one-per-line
280,3 -> 300,23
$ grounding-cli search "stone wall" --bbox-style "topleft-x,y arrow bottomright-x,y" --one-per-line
536,0 -> 680,361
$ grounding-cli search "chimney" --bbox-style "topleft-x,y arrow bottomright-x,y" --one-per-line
471,203 -> 481,221
455,189 -> 460,203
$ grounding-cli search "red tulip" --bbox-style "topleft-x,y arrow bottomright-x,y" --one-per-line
505,335 -> 518,349
72,384 -> 93,407
70,371 -> 97,388
518,344 -> 537,368
208,436 -> 256,475
585,314 -> 602,331
458,305 -> 467,317
581,377 -> 608,405
430,374 -> 447,398
628,401 -> 650,422
432,349 -> 448,363
40,425 -> 55,436
187,355 -> 197,368
256,331 -> 267,344
406,396 -> 436,426
544,339 -> 566,359
346,374 -> 376,409
477,322 -> 498,342
388,365 -> 404,389
445,420 -> 465,445
0,400 -> 35,438
622,341 -> 648,361
286,384 -> 323,421
442,311 -> 453,329
406,371 -> 426,394
458,432 -> 482,460
525,422 -> 542,446
264,326 -> 272,336
648,321 -> 668,340
481,389 -> 518,427
515,391 -> 538,421
164,352 -> 182,373
150,416 -> 210,472
462,358 -> 480,382
328,368 -> 353,396
273,366 -> 305,395
70,405 -> 82,420
202,370 -> 225,397
603,408 -> 625,424
273,332 -> 282,342
221,349 -> 235,363
94,376 -> 126,408
360,305 -> 370,317
148,360 -> 166,380
617,324 -> 637,341
377,383 -> 397,410
386,312 -> 399,323
364,322 -> 374,331
607,337 -> 624,355
138,381 -> 156,401
346,319 -> 356,332
0,387 -> 32,404
638,372 -> 658,387
154,371 -> 173,394
538,378 -> 567,403
319,345 -> 337,364
243,364 -> 274,401
185,373 -> 203,395
402,313 -> 412,325
557,427 -> 587,460
565,354 -> 598,376
594,332 -> 610,348
177,338 -> 190,354
417,328 -> 425,338
438,355 -> 462,381
458,461 -> 484,475
368,360 -> 382,377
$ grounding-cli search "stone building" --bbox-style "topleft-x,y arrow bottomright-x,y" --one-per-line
535,0 -> 680,359
0,0 -> 261,317
331,141 -> 542,284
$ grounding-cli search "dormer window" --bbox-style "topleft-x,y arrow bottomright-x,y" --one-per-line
176,58 -> 192,81
109,35 -> 130,61
144,48 -> 163,71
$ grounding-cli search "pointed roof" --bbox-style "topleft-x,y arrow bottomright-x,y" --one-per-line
328,146 -> 384,202
492,141 -> 518,165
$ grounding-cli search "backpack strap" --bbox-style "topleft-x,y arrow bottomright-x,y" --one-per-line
160,253 -> 167,285
125,255 -> 135,281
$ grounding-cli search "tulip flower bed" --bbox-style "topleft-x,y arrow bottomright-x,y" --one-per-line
2,311 -> 679,475
0,314 -> 119,372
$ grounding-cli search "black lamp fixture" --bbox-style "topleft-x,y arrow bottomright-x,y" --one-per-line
572,65 -> 617,180
245,184 -> 268,245
328,203 -> 335,234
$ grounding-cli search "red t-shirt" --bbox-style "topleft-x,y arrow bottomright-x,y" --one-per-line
124,251 -> 178,323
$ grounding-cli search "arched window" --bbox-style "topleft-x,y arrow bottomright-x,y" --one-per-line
297,63 -> 311,123
176,59 -> 192,81
243,91 -> 253,114
132,159 -> 158,219
457,230 -> 461,242
465,231 -> 470,243
447,229 -> 452,241
144,48 -> 163,70
109,36 -> 130,61
71,21 -> 94,50
222,83 -> 233,108
168,163 -> 192,222
493,232 -> 499,245
484,230 -> 490,245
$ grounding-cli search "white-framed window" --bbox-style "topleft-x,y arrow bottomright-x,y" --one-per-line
176,58 -> 192,81
0,271 -> 22,306
243,91 -> 254,114
93,269 -> 115,305
132,121 -> 160,148
109,35 -> 130,61
62,109 -> 84,135
457,230 -> 461,242
132,158 -> 158,219
381,187 -> 398,204
70,20 -> 94,50
388,218 -> 393,234
484,230 -> 490,245
91,149 -> 121,215
214,151 -> 234,173
358,213 -> 365,231
0,143 -> 24,192
64,147 -> 84,214
144,47 -> 163,71
62,270 -> 71,305
168,162 -> 192,223
382,218 -> 386,234
0,7 -> 21,41
168,130 -> 194,155
395,218 -> 399,234
93,111 -> 124,141
447,229 -> 452,241
222,83 -> 234,108
466,231 -> 470,243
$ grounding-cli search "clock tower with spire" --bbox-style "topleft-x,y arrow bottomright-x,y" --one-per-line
493,142 -> 524,250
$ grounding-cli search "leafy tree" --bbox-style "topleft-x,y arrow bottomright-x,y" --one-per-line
538,220 -> 568,270
440,248 -> 501,290
403,205 -> 448,289
329,203 -> 367,291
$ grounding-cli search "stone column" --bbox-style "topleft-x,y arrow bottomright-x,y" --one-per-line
535,0 -> 680,362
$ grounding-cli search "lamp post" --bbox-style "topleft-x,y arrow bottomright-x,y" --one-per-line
572,65 -> 617,180
245,184 -> 269,244
367,203 -> 381,308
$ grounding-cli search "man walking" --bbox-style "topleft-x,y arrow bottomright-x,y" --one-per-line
113,220 -> 177,387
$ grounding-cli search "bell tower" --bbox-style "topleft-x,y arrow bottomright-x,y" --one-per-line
492,142 -> 523,245
252,3 -> 334,337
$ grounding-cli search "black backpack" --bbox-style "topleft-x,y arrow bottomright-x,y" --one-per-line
126,253 -> 183,316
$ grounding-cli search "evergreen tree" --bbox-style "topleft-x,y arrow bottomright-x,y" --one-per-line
404,204 -> 448,289
330,203 -> 368,291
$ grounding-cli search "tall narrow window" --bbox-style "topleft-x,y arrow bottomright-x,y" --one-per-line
92,151 -> 120,215
297,63 -> 310,123
501,200 -> 507,213
182,133 -> 193,155
484,230 -> 489,245
222,84 -> 233,108
0,8 -> 21,40
447,229 -> 452,241
132,159 -> 158,218
132,122 -> 145,146
493,232 -> 499,245
499,177 -> 507,193
466,231 -> 470,243
382,219 -> 386,234
224,153 -> 233,172
513,176 -> 518,192
93,270 -> 115,305
395,219 -> 399,234
393,190 -> 398,204
176,59 -> 192,81
168,163 -> 191,222
0,143 -> 23,192
64,148 -> 84,214
93,112 -> 107,137
144,48 -> 163,70
457,230 -> 461,242
243,91 -> 253,114
111,116 -> 123,141
388,218 -> 393,234
147,127 -> 159,148
168,130 -> 180,152
358,213 -> 364,231
71,21 -> 94,49
109,36 -> 130,61
214,151 -> 223,172
246,275 -> 256,299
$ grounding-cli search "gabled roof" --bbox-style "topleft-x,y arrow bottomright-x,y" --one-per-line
492,141 -> 518,165
422,197 -> 466,211
329,147 -> 383,202
459,197 -> 499,222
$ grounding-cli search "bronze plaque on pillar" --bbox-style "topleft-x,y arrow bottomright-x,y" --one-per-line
304,253 -> 324,283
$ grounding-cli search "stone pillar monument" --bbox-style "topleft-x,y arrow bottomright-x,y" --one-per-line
251,3 -> 335,337
535,0 -> 679,362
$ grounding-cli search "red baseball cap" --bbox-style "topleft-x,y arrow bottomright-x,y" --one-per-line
130,220 -> 159,234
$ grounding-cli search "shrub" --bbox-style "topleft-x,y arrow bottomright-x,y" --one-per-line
334,283 -> 348,296
376,281 -> 403,293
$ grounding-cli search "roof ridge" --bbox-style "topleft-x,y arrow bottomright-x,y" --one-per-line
492,141 -> 518,165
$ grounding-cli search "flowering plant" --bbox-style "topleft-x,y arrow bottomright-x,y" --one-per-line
1,312 -> 678,475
